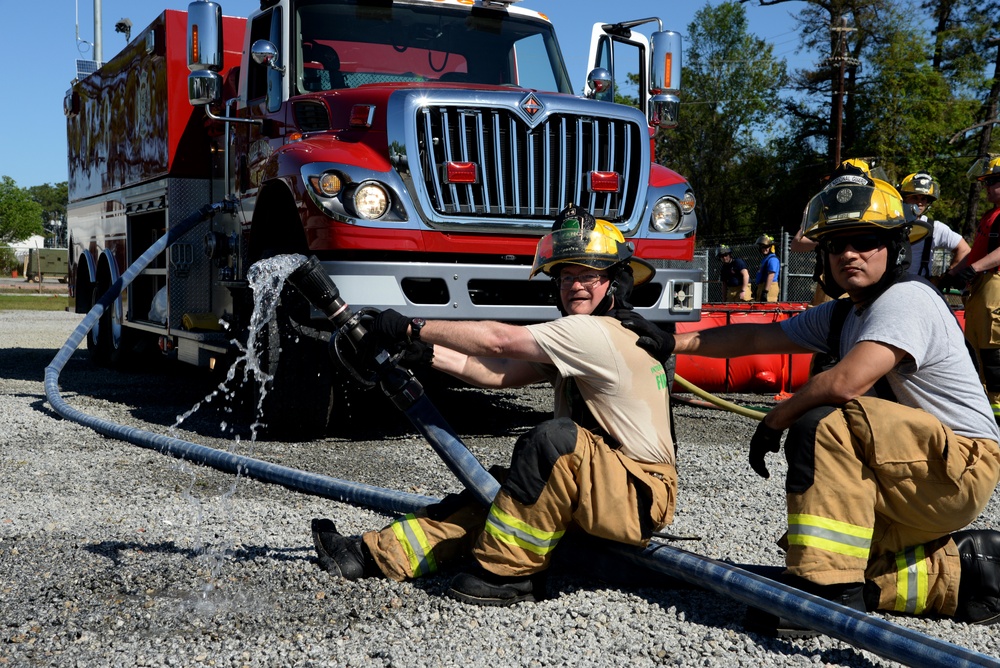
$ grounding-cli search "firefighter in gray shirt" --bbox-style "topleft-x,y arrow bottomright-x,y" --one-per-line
627,171 -> 1000,635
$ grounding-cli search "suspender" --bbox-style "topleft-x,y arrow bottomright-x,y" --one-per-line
822,298 -> 897,400
919,236 -> 933,278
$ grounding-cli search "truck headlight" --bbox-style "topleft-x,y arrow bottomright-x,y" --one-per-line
650,197 -> 681,233
348,182 -> 390,220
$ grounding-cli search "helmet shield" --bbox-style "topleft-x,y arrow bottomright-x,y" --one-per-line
803,175 -> 913,241
968,156 -> 1000,182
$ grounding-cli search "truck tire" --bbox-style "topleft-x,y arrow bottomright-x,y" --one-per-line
98,291 -> 136,368
255,285 -> 336,440
86,279 -> 110,366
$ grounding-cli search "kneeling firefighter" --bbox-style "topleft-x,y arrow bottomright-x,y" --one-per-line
310,203 -> 678,605
628,170 -> 1000,633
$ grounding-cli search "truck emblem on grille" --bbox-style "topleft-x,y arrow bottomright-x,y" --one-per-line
518,93 -> 545,127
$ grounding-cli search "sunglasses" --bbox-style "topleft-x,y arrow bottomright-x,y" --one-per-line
557,273 -> 606,290
820,234 -> 886,255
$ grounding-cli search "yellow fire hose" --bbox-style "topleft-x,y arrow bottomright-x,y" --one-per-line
673,373 -> 768,421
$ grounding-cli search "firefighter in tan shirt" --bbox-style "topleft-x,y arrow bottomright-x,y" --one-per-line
310,204 -> 676,605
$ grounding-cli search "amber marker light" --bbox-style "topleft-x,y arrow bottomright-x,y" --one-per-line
349,105 -> 375,128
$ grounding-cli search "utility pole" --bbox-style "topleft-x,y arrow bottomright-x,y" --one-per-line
94,0 -> 103,64
961,37 -> 1000,239
826,17 -> 859,170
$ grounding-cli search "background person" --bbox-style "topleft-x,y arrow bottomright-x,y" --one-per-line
718,244 -> 751,302
310,204 -> 677,607
940,157 -> 1000,425
898,171 -> 970,281
754,234 -> 780,302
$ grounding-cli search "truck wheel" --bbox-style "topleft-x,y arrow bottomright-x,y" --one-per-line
98,292 -> 135,368
255,285 -> 336,440
86,281 -> 110,366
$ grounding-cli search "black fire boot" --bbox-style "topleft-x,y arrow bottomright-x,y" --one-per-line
446,564 -> 547,607
953,529 -> 1000,625
743,575 -> 868,638
311,518 -> 380,580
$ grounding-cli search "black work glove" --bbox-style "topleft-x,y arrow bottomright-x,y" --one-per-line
396,341 -> 434,370
941,266 -> 977,293
748,421 -> 784,479
369,308 -> 412,349
619,312 -> 675,363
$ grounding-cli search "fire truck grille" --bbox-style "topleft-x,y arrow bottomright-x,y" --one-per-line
416,107 -> 642,222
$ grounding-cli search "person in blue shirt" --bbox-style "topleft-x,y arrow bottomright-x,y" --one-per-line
754,234 -> 780,302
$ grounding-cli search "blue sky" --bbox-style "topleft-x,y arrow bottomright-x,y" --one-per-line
0,0 -> 811,189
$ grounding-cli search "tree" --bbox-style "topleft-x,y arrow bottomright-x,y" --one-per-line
747,0 -> 999,240
28,182 -> 69,247
0,176 -> 44,245
656,1 -> 790,241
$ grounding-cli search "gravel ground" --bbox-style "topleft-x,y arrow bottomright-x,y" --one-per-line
2,309 -> 999,667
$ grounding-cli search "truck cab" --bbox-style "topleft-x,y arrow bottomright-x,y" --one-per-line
66,0 -> 700,437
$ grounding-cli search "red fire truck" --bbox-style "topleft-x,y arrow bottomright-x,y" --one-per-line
65,0 -> 701,436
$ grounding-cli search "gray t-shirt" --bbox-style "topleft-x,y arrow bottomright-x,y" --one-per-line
780,279 -> 1000,441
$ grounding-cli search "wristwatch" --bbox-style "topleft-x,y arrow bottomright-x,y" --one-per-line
409,317 -> 426,341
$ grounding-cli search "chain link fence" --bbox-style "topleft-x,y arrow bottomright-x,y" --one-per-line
691,231 -> 958,304
694,231 -> 815,303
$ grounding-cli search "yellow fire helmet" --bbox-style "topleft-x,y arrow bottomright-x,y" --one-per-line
802,174 -> 929,244
898,172 -> 939,201
531,204 -> 655,286
968,156 -> 1000,182
839,157 -> 890,184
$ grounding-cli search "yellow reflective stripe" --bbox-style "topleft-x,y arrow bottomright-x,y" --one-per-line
787,513 -> 872,559
484,505 -> 564,556
389,514 -> 437,578
991,403 -> 1000,418
894,544 -> 929,614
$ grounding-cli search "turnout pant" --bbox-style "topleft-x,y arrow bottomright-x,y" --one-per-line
783,397 -> 1000,616
725,286 -> 752,302
756,283 -> 780,303
964,272 -> 1000,422
363,418 -> 678,581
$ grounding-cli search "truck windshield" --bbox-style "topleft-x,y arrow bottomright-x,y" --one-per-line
294,0 -> 572,94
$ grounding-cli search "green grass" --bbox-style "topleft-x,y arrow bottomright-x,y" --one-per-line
0,294 -> 70,311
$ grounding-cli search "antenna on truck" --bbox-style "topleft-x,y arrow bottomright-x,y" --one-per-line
74,0 -> 104,81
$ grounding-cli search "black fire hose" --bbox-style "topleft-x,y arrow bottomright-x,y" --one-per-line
285,256 -> 1000,668
285,255 -> 503,507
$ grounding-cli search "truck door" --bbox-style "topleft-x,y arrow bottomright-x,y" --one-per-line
585,23 -> 651,111
233,6 -> 286,213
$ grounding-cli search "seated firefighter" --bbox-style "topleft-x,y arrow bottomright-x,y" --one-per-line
629,172 -> 1000,632
310,204 -> 677,605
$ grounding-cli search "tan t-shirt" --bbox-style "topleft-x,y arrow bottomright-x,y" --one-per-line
526,315 -> 674,466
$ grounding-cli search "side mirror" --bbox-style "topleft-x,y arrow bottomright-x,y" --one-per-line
649,30 -> 682,129
188,69 -> 222,106
251,39 -> 285,73
586,67 -> 612,102
187,1 -> 223,72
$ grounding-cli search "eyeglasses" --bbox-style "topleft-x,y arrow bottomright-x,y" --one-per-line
557,273 -> 605,290
820,234 -> 886,254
